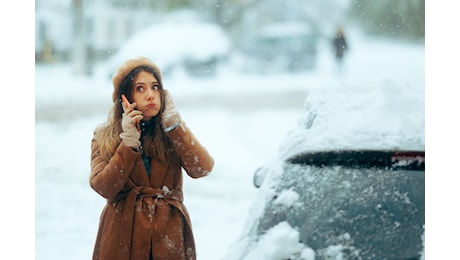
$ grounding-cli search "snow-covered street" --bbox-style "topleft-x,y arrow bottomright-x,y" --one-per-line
35,68 -> 310,260
35,31 -> 424,259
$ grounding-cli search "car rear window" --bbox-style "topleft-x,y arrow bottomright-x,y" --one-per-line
287,150 -> 424,171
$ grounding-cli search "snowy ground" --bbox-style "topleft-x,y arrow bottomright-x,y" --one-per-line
35,31 -> 425,260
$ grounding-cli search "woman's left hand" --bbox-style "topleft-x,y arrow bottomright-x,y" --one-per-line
161,90 -> 182,132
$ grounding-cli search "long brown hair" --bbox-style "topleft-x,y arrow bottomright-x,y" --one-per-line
94,65 -> 174,162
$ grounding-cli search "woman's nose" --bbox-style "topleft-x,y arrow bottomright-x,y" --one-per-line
146,89 -> 155,99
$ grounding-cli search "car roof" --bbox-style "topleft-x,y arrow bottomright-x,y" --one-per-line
278,81 -> 425,161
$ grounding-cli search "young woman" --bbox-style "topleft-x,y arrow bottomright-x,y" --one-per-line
89,56 -> 214,260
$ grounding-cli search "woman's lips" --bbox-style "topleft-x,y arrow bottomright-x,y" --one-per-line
146,104 -> 156,109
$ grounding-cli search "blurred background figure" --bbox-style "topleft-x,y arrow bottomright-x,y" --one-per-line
332,26 -> 348,75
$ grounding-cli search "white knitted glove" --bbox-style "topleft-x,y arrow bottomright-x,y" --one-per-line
120,101 -> 143,149
161,90 -> 182,132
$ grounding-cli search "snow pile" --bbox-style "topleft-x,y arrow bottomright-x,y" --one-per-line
279,79 -> 425,160
230,221 -> 316,260
104,19 -> 231,77
273,188 -> 300,208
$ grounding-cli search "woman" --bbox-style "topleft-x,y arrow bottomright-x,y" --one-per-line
90,56 -> 214,260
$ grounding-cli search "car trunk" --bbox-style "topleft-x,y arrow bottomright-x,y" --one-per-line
257,150 -> 425,259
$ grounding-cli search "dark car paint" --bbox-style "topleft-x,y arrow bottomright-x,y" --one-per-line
254,150 -> 425,259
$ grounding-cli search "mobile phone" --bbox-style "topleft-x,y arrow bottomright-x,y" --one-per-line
121,94 -> 130,107
122,94 -> 141,131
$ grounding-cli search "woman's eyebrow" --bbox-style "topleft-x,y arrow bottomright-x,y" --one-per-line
135,80 -> 158,84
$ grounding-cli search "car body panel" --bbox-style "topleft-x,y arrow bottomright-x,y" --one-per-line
243,22 -> 317,73
255,150 -> 424,259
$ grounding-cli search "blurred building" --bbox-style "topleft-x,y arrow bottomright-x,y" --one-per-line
35,0 -> 160,64
35,0 -> 356,75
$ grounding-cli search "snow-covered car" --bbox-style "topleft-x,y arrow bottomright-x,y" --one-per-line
243,22 -> 317,73
103,18 -> 231,78
225,81 -> 425,260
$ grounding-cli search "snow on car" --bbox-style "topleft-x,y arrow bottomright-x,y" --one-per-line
103,19 -> 231,78
225,80 -> 425,260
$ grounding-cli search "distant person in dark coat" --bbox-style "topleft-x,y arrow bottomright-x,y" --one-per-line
333,26 -> 348,74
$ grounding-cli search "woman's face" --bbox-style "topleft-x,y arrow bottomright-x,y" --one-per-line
131,70 -> 162,121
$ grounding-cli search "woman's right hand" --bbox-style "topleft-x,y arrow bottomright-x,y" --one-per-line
120,97 -> 143,150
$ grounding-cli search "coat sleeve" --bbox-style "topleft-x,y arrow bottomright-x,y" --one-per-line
89,128 -> 140,199
167,121 -> 214,178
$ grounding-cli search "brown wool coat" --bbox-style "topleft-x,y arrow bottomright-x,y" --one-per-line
90,122 -> 214,260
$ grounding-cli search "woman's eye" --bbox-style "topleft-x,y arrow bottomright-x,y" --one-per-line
136,86 -> 144,92
153,85 -> 159,90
